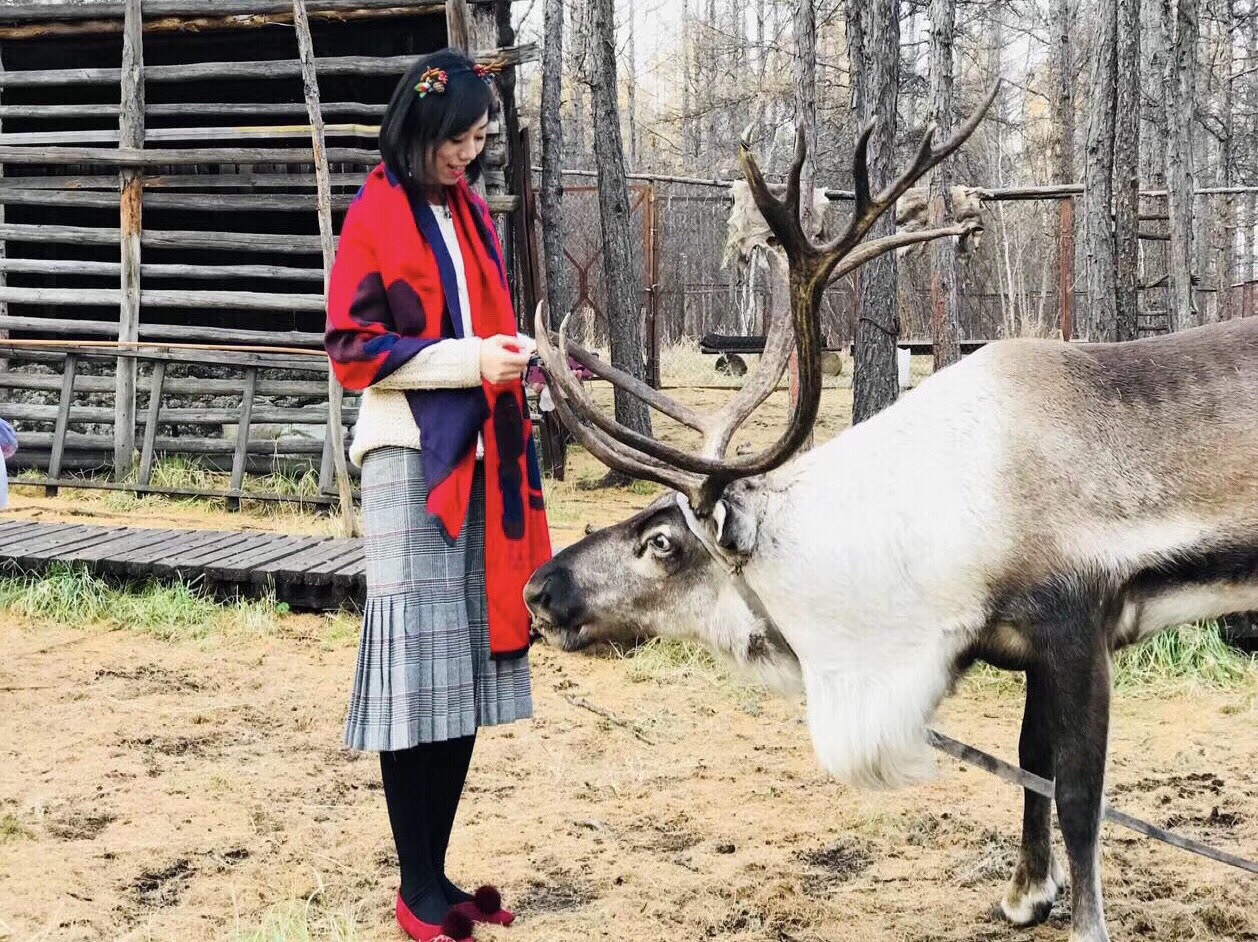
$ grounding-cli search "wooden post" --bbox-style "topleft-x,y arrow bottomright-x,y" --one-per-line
445,0 -> 471,51
293,0 -> 359,536
228,366 -> 258,511
138,359 -> 165,485
1059,196 -> 1075,340
645,183 -> 660,388
114,0 -> 144,479
47,354 -> 78,495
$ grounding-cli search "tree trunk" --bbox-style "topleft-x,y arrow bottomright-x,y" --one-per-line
589,0 -> 651,439
1053,0 -> 1075,340
1162,0 -> 1198,331
625,0 -> 637,168
539,0 -> 570,330
845,1 -> 866,122
1143,0 -> 1170,321
568,0 -> 589,162
852,0 -> 900,425
791,0 -> 817,448
1218,0 -> 1236,320
682,0 -> 694,158
1083,0 -> 1117,341
928,0 -> 960,370
1114,0 -> 1140,340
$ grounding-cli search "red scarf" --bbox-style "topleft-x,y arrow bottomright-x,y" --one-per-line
326,165 -> 551,660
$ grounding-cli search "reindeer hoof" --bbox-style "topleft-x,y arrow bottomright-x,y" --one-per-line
998,858 -> 1065,927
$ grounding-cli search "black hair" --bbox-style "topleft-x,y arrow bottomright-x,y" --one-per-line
379,48 -> 497,193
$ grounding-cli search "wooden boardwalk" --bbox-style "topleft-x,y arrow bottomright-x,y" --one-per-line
0,519 -> 363,610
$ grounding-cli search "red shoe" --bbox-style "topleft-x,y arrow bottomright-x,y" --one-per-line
452,885 -> 515,927
395,893 -> 475,942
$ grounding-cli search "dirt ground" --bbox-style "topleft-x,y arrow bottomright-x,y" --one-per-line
1,382 -> 1256,942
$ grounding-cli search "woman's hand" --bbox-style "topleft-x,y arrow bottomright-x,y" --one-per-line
479,334 -> 535,385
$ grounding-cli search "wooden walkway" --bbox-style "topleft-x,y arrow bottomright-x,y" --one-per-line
0,519 -> 363,610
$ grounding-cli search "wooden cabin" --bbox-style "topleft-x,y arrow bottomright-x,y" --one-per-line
0,0 -> 537,507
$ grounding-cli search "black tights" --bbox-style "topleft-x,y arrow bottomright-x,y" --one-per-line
380,734 -> 477,923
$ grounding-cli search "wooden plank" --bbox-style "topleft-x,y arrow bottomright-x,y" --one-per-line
147,531 -> 255,576
0,122 -> 380,146
202,534 -> 320,580
0,371 -> 343,399
0,145 -> 378,167
109,528 -> 225,575
58,528 -> 173,565
300,542 -> 364,585
228,367 -> 258,510
45,352 -> 77,496
321,549 -> 366,587
0,520 -> 42,540
0,102 -> 385,118
175,534 -> 269,572
0,1 -> 458,22
0,222 -> 327,254
13,430 -> 326,455
0,286 -> 325,312
0,401 -> 352,426
0,343 -> 326,372
0,258 -> 324,282
247,537 -> 342,584
0,47 -> 536,87
0,315 -> 324,348
1,523 -> 84,562
137,360 -> 165,486
5,526 -> 134,564
0,171 -> 369,190
0,188 -> 358,213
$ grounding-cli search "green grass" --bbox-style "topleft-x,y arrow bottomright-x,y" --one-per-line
963,621 -> 1257,696
0,564 -> 293,642
1114,621 -> 1257,690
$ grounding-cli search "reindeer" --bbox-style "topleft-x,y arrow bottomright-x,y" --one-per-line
523,88 -> 1258,942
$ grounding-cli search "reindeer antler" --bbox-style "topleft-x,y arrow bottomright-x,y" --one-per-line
536,84 -> 1000,514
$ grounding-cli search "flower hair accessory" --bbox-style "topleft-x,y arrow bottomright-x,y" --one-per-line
414,67 -> 448,98
473,60 -> 505,84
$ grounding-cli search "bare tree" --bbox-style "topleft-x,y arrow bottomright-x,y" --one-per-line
1114,0 -> 1141,340
928,0 -> 961,369
1053,0 -> 1076,338
1218,0 -> 1237,320
1161,0 -> 1199,330
852,0 -> 901,424
539,0 -> 570,330
589,0 -> 652,440
625,0 -> 638,167
1083,0 -> 1118,341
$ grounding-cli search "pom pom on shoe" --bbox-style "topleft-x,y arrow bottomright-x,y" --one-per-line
473,885 -> 502,915
453,885 -> 515,927
441,909 -> 475,941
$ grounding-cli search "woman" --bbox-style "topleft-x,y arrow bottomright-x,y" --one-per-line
325,48 -> 551,942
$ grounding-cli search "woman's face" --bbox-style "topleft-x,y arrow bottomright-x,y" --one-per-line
427,111 -> 490,186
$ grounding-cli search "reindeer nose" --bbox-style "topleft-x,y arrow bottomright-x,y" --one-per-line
524,566 -> 578,624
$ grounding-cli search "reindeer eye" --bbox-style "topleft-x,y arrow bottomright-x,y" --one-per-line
646,532 -> 674,556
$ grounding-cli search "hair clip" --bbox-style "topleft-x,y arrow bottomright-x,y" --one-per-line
414,67 -> 448,98
472,60 -> 505,84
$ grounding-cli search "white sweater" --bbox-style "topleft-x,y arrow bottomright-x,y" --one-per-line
348,337 -> 484,467
346,205 -> 489,468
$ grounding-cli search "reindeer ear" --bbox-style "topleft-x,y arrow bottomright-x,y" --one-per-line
712,494 -> 758,556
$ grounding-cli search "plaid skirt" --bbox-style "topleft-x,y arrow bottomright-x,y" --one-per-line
344,446 -> 533,751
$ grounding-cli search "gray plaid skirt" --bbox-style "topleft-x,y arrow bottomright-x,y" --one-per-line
344,446 -> 533,751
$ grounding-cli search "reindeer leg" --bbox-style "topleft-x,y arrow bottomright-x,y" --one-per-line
1048,639 -> 1112,942
1000,667 -> 1065,925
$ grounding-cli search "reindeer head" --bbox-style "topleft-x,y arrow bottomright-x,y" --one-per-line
525,89 -> 998,681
